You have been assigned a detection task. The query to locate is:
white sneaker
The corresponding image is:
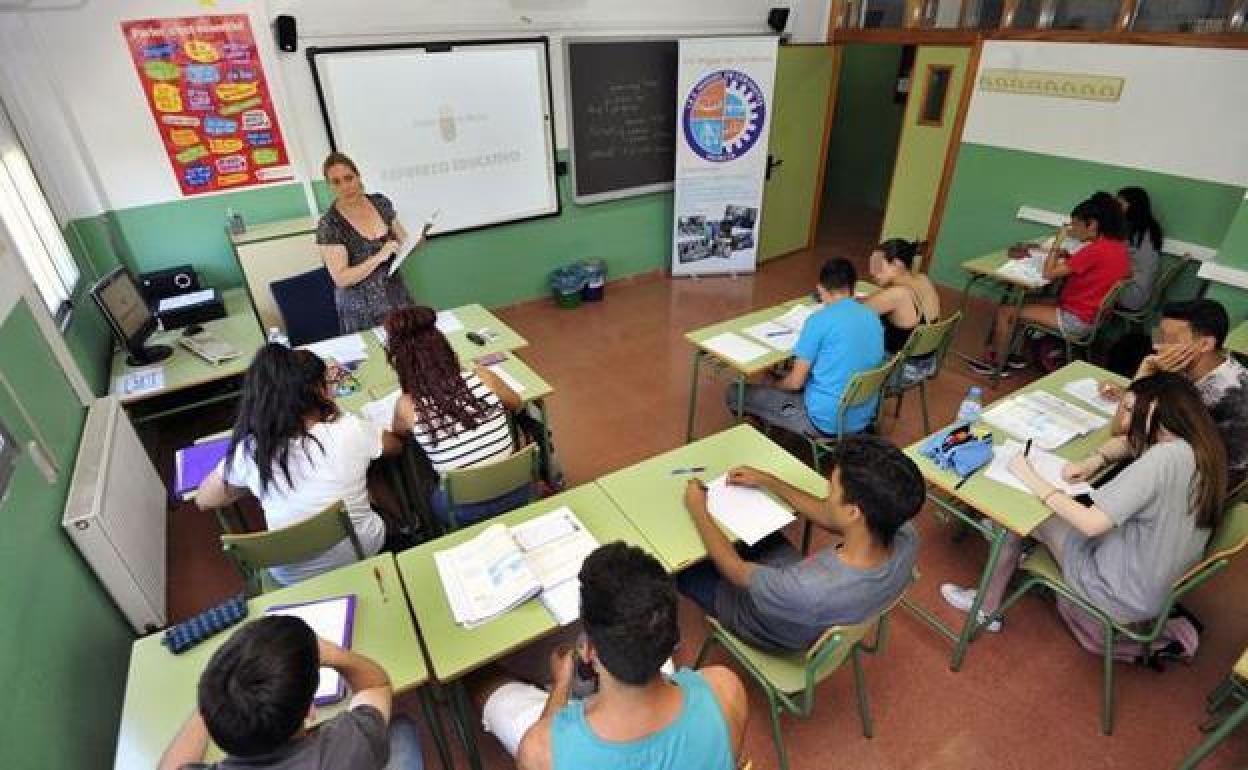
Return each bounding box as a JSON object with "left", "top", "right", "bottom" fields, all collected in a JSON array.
[{"left": 940, "top": 583, "right": 1003, "bottom": 633}]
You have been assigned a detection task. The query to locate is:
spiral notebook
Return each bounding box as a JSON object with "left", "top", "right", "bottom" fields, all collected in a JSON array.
[{"left": 264, "top": 594, "right": 357, "bottom": 705}]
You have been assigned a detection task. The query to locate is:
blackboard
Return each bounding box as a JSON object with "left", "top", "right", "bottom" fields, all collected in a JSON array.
[{"left": 565, "top": 38, "right": 678, "bottom": 203}]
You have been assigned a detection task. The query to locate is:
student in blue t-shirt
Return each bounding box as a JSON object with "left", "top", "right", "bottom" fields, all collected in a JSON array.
[{"left": 732, "top": 257, "right": 885, "bottom": 437}]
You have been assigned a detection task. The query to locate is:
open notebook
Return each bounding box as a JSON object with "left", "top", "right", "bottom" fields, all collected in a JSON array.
[
  {"left": 435, "top": 507, "right": 599, "bottom": 628},
  {"left": 264, "top": 595, "right": 357, "bottom": 705},
  {"left": 743, "top": 303, "right": 815, "bottom": 352}
]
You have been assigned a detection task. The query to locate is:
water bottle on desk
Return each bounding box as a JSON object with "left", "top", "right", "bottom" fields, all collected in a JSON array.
[{"left": 956, "top": 386, "right": 984, "bottom": 425}]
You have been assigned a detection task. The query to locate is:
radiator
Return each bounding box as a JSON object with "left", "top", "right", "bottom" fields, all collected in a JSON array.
[{"left": 63, "top": 396, "right": 166, "bottom": 633}]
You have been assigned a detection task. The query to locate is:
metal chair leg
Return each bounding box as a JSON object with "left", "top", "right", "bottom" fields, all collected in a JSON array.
[
  {"left": 1179, "top": 698, "right": 1248, "bottom": 770},
  {"left": 893, "top": 389, "right": 904, "bottom": 418},
  {"left": 919, "top": 380, "right": 931, "bottom": 435},
  {"left": 419, "top": 687, "right": 455, "bottom": 770},
  {"left": 852, "top": 646, "right": 874, "bottom": 738},
  {"left": 766, "top": 696, "right": 792, "bottom": 770},
  {"left": 1102, "top": 621, "right": 1117, "bottom": 735}
]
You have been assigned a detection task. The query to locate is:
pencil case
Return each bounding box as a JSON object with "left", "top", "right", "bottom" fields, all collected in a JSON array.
[{"left": 162, "top": 593, "right": 248, "bottom": 654}]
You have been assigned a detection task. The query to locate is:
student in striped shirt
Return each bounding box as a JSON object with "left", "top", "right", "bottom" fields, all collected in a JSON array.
[{"left": 384, "top": 305, "right": 532, "bottom": 527}]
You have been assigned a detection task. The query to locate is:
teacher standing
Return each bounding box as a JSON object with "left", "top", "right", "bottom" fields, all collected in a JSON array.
[{"left": 317, "top": 152, "right": 417, "bottom": 333}]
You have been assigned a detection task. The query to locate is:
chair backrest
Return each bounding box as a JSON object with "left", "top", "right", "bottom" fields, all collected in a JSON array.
[
  {"left": 804, "top": 570, "right": 914, "bottom": 687},
  {"left": 835, "top": 354, "right": 901, "bottom": 434},
  {"left": 899, "top": 311, "right": 962, "bottom": 372},
  {"left": 1176, "top": 501, "right": 1248, "bottom": 588},
  {"left": 444, "top": 443, "right": 539, "bottom": 506},
  {"left": 1073, "top": 280, "right": 1129, "bottom": 345},
  {"left": 221, "top": 501, "right": 361, "bottom": 593},
  {"left": 1149, "top": 255, "right": 1190, "bottom": 306},
  {"left": 271, "top": 267, "right": 341, "bottom": 346}
]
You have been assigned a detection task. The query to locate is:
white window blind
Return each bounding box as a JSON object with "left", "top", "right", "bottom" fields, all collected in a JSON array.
[{"left": 0, "top": 111, "right": 79, "bottom": 317}]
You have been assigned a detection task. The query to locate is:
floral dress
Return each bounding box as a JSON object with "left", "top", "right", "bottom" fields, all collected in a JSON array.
[{"left": 316, "top": 193, "right": 413, "bottom": 333}]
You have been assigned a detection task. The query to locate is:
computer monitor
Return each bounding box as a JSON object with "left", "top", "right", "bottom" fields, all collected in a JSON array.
[{"left": 90, "top": 266, "right": 171, "bottom": 366}]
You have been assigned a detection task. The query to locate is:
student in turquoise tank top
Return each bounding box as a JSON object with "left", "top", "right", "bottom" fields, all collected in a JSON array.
[{"left": 478, "top": 543, "right": 749, "bottom": 770}]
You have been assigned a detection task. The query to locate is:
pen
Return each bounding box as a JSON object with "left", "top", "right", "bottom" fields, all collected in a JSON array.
[
  {"left": 954, "top": 465, "right": 982, "bottom": 491},
  {"left": 670, "top": 466, "right": 707, "bottom": 475},
  {"left": 1024, "top": 438, "right": 1033, "bottom": 457},
  {"left": 373, "top": 565, "right": 389, "bottom": 603},
  {"left": 766, "top": 331, "right": 789, "bottom": 338}
]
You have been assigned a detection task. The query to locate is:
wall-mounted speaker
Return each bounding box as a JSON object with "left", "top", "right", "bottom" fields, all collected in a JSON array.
[{"left": 275, "top": 14, "right": 297, "bottom": 53}]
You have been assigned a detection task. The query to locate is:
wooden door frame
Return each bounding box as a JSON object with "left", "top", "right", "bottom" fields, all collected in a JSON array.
[{"left": 923, "top": 41, "right": 981, "bottom": 259}]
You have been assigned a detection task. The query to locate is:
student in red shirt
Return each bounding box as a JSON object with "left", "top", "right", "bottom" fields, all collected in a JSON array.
[{"left": 971, "top": 196, "right": 1130, "bottom": 376}]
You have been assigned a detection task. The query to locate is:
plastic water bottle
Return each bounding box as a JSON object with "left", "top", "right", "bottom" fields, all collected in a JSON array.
[
  {"left": 957, "top": 386, "right": 984, "bottom": 424},
  {"left": 267, "top": 326, "right": 289, "bottom": 347}
]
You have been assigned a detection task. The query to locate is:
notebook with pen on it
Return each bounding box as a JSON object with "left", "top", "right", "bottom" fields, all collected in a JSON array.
[
  {"left": 263, "top": 594, "right": 357, "bottom": 706},
  {"left": 174, "top": 437, "right": 231, "bottom": 498}
]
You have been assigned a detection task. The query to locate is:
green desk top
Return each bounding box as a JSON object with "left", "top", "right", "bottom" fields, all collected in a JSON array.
[
  {"left": 1226, "top": 321, "right": 1248, "bottom": 359},
  {"left": 961, "top": 246, "right": 1053, "bottom": 290},
  {"left": 684, "top": 283, "right": 875, "bottom": 375},
  {"left": 336, "top": 329, "right": 552, "bottom": 416},
  {"left": 113, "top": 555, "right": 426, "bottom": 770},
  {"left": 443, "top": 304, "right": 529, "bottom": 359},
  {"left": 110, "top": 288, "right": 265, "bottom": 403},
  {"left": 596, "top": 424, "right": 828, "bottom": 572},
  {"left": 904, "top": 360, "right": 1127, "bottom": 537},
  {"left": 395, "top": 483, "right": 656, "bottom": 683}
]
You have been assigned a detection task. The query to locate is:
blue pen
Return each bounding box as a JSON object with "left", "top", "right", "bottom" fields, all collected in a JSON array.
[{"left": 670, "top": 466, "right": 707, "bottom": 475}]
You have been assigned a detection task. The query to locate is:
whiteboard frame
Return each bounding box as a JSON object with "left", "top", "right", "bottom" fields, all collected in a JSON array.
[
  {"left": 563, "top": 35, "right": 680, "bottom": 206},
  {"left": 306, "top": 37, "right": 562, "bottom": 237}
]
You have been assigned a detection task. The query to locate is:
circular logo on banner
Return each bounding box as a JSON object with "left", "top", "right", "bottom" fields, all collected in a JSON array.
[{"left": 682, "top": 69, "right": 766, "bottom": 162}]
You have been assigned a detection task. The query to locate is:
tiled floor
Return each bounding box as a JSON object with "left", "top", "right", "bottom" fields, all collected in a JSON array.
[{"left": 157, "top": 208, "right": 1248, "bottom": 769}]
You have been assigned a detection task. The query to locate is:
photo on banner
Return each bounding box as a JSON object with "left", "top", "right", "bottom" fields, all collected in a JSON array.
[
  {"left": 671, "top": 37, "right": 778, "bottom": 277},
  {"left": 120, "top": 14, "right": 294, "bottom": 196}
]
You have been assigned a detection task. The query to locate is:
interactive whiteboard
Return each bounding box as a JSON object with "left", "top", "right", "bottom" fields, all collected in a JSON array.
[{"left": 308, "top": 39, "right": 560, "bottom": 236}]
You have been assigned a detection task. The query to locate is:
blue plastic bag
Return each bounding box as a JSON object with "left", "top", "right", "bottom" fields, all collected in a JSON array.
[{"left": 920, "top": 423, "right": 994, "bottom": 479}]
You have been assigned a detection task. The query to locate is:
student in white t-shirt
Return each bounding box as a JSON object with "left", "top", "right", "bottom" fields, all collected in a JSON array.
[
  {"left": 197, "top": 344, "right": 404, "bottom": 585},
  {"left": 383, "top": 306, "right": 531, "bottom": 528}
]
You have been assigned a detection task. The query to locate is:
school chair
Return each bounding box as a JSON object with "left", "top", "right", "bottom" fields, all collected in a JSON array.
[
  {"left": 693, "top": 573, "right": 914, "bottom": 770},
  {"left": 1009, "top": 281, "right": 1127, "bottom": 369},
  {"left": 271, "top": 267, "right": 341, "bottom": 347},
  {"left": 989, "top": 501, "right": 1248, "bottom": 735},
  {"left": 439, "top": 443, "right": 540, "bottom": 532},
  {"left": 221, "top": 501, "right": 363, "bottom": 596},
  {"left": 1112, "top": 254, "right": 1190, "bottom": 331},
  {"left": 883, "top": 312, "right": 963, "bottom": 435},
  {"left": 1178, "top": 646, "right": 1248, "bottom": 770}
]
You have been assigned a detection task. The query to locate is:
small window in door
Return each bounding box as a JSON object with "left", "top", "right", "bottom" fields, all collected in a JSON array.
[{"left": 917, "top": 65, "right": 953, "bottom": 126}]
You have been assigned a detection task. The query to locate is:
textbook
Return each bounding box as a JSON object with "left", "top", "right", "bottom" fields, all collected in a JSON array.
[
  {"left": 435, "top": 507, "right": 599, "bottom": 628},
  {"left": 264, "top": 594, "right": 357, "bottom": 705},
  {"left": 173, "top": 437, "right": 231, "bottom": 498}
]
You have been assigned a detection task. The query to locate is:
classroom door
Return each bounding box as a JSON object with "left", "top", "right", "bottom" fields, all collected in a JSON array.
[
  {"left": 879, "top": 46, "right": 972, "bottom": 253},
  {"left": 758, "top": 46, "right": 839, "bottom": 262}
]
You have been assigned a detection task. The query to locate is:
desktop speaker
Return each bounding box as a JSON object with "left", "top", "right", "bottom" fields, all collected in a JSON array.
[
  {"left": 140, "top": 265, "right": 200, "bottom": 303},
  {"left": 767, "top": 7, "right": 790, "bottom": 34},
  {"left": 275, "top": 14, "right": 297, "bottom": 52}
]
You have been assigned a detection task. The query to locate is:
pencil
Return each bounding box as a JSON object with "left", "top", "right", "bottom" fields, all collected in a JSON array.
[
  {"left": 373, "top": 565, "right": 389, "bottom": 603},
  {"left": 1024, "top": 438, "right": 1033, "bottom": 457}
]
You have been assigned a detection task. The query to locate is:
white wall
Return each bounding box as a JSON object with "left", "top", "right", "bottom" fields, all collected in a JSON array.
[
  {"left": 963, "top": 41, "right": 1248, "bottom": 187},
  {"left": 1, "top": 0, "right": 830, "bottom": 214}
]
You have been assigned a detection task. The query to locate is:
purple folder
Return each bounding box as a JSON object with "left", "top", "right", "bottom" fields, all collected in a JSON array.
[
  {"left": 174, "top": 437, "right": 231, "bottom": 498},
  {"left": 263, "top": 594, "right": 358, "bottom": 705}
]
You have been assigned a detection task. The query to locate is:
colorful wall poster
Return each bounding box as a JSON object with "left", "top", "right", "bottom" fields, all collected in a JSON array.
[
  {"left": 121, "top": 15, "right": 293, "bottom": 196},
  {"left": 671, "top": 37, "right": 777, "bottom": 277}
]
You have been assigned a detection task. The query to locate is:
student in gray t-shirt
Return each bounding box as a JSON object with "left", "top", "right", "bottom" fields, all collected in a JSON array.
[
  {"left": 944, "top": 372, "right": 1227, "bottom": 630},
  {"left": 678, "top": 435, "right": 926, "bottom": 653},
  {"left": 158, "top": 616, "right": 424, "bottom": 770}
]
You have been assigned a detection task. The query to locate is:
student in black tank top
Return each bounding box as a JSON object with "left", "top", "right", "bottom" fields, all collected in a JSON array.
[{"left": 862, "top": 239, "right": 941, "bottom": 353}]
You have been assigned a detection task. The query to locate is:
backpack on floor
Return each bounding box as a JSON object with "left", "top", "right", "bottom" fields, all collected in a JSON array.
[{"left": 1055, "top": 597, "right": 1201, "bottom": 669}]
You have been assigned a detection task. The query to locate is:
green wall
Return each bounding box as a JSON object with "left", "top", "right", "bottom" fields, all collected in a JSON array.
[
  {"left": 0, "top": 299, "right": 133, "bottom": 769},
  {"left": 1207, "top": 198, "right": 1248, "bottom": 323},
  {"left": 930, "top": 144, "right": 1245, "bottom": 302},
  {"left": 823, "top": 44, "right": 906, "bottom": 211},
  {"left": 94, "top": 151, "right": 672, "bottom": 311},
  {"left": 880, "top": 46, "right": 971, "bottom": 243}
]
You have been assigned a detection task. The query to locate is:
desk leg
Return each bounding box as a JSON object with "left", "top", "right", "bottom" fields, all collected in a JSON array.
[
  {"left": 450, "top": 680, "right": 483, "bottom": 770},
  {"left": 957, "top": 273, "right": 987, "bottom": 321},
  {"left": 530, "top": 397, "right": 557, "bottom": 488},
  {"left": 991, "top": 285, "right": 1028, "bottom": 388},
  {"left": 419, "top": 686, "right": 455, "bottom": 770},
  {"left": 732, "top": 373, "right": 746, "bottom": 424},
  {"left": 685, "top": 350, "right": 704, "bottom": 444}
]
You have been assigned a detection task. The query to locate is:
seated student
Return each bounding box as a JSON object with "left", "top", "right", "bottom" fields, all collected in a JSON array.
[
  {"left": 734, "top": 257, "right": 885, "bottom": 437},
  {"left": 864, "top": 238, "right": 941, "bottom": 355},
  {"left": 158, "top": 615, "right": 424, "bottom": 770},
  {"left": 942, "top": 373, "right": 1226, "bottom": 632},
  {"left": 677, "top": 435, "right": 924, "bottom": 653},
  {"left": 1100, "top": 299, "right": 1248, "bottom": 490},
  {"left": 1116, "top": 186, "right": 1164, "bottom": 312},
  {"left": 383, "top": 305, "right": 529, "bottom": 527},
  {"left": 970, "top": 196, "right": 1130, "bottom": 376},
  {"left": 198, "top": 344, "right": 402, "bottom": 586},
  {"left": 479, "top": 542, "right": 749, "bottom": 770}
]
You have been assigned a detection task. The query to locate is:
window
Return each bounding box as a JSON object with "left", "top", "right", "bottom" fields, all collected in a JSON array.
[
  {"left": 0, "top": 109, "right": 79, "bottom": 319},
  {"left": 918, "top": 65, "right": 953, "bottom": 125},
  {"left": 1133, "top": 0, "right": 1235, "bottom": 32}
]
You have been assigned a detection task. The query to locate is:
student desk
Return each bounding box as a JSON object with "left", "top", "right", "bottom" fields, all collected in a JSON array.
[
  {"left": 1225, "top": 321, "right": 1248, "bottom": 360},
  {"left": 394, "top": 483, "right": 656, "bottom": 770},
  {"left": 902, "top": 360, "right": 1126, "bottom": 671},
  {"left": 113, "top": 555, "right": 448, "bottom": 770},
  {"left": 441, "top": 304, "right": 529, "bottom": 359},
  {"left": 597, "top": 423, "right": 828, "bottom": 573},
  {"left": 109, "top": 288, "right": 265, "bottom": 422},
  {"left": 956, "top": 248, "right": 1052, "bottom": 386},
  {"left": 683, "top": 283, "right": 874, "bottom": 442}
]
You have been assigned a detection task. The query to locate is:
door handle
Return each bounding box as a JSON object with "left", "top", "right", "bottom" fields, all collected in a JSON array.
[{"left": 766, "top": 154, "right": 784, "bottom": 181}]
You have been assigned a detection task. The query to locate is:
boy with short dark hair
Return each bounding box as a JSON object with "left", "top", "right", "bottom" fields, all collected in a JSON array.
[
  {"left": 158, "top": 615, "right": 423, "bottom": 770},
  {"left": 679, "top": 434, "right": 924, "bottom": 652}
]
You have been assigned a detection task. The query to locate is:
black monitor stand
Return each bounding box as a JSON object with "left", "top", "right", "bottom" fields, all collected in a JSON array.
[{"left": 125, "top": 343, "right": 173, "bottom": 367}]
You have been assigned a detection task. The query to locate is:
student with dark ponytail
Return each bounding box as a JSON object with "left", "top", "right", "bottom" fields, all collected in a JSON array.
[
  {"left": 863, "top": 238, "right": 941, "bottom": 354},
  {"left": 196, "top": 344, "right": 404, "bottom": 585},
  {"left": 1116, "top": 186, "right": 1164, "bottom": 311}
]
